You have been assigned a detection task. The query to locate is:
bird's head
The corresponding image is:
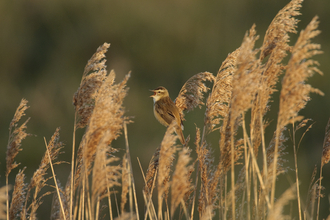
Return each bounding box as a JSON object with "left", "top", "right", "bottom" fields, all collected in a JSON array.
[{"left": 150, "top": 86, "right": 169, "bottom": 102}]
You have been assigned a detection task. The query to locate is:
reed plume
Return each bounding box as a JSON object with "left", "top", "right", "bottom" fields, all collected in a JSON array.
[
  {"left": 175, "top": 71, "right": 215, "bottom": 119},
  {"left": 272, "top": 16, "right": 323, "bottom": 208},
  {"left": 157, "top": 123, "right": 178, "bottom": 219},
  {"left": 73, "top": 43, "right": 110, "bottom": 129},
  {"left": 5, "top": 99, "right": 30, "bottom": 220},
  {"left": 9, "top": 168, "right": 27, "bottom": 220},
  {"left": 205, "top": 48, "right": 239, "bottom": 134},
  {"left": 170, "top": 147, "right": 193, "bottom": 218},
  {"left": 21, "top": 128, "right": 63, "bottom": 220}
]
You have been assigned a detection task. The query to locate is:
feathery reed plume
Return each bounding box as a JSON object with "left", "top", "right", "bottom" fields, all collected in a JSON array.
[
  {"left": 21, "top": 128, "right": 63, "bottom": 219},
  {"left": 144, "top": 147, "right": 160, "bottom": 196},
  {"left": 272, "top": 16, "right": 323, "bottom": 207},
  {"left": 267, "top": 185, "right": 296, "bottom": 220},
  {"left": 91, "top": 134, "right": 121, "bottom": 219},
  {"left": 0, "top": 186, "right": 9, "bottom": 219},
  {"left": 121, "top": 154, "right": 129, "bottom": 214},
  {"left": 260, "top": 0, "right": 302, "bottom": 61},
  {"left": 278, "top": 16, "right": 323, "bottom": 129},
  {"left": 223, "top": 25, "right": 260, "bottom": 219},
  {"left": 230, "top": 25, "right": 260, "bottom": 122},
  {"left": 175, "top": 71, "right": 215, "bottom": 119},
  {"left": 250, "top": 0, "right": 304, "bottom": 157},
  {"left": 205, "top": 48, "right": 240, "bottom": 134},
  {"left": 79, "top": 71, "right": 130, "bottom": 177},
  {"left": 6, "top": 98, "right": 30, "bottom": 176},
  {"left": 157, "top": 123, "right": 178, "bottom": 219},
  {"left": 170, "top": 147, "right": 193, "bottom": 218},
  {"left": 6, "top": 98, "right": 30, "bottom": 220},
  {"left": 10, "top": 168, "right": 27, "bottom": 220},
  {"left": 74, "top": 68, "right": 130, "bottom": 218},
  {"left": 73, "top": 43, "right": 110, "bottom": 129},
  {"left": 195, "top": 127, "right": 216, "bottom": 217}
]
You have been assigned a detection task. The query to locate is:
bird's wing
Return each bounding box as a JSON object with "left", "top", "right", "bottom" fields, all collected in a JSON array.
[{"left": 155, "top": 102, "right": 175, "bottom": 125}]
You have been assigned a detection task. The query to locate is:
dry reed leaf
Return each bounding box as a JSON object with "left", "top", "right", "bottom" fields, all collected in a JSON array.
[
  {"left": 157, "top": 123, "right": 178, "bottom": 217},
  {"left": 170, "top": 147, "right": 193, "bottom": 217},
  {"left": 321, "top": 119, "right": 330, "bottom": 166},
  {"left": 260, "top": 0, "right": 302, "bottom": 60},
  {"left": 175, "top": 71, "right": 215, "bottom": 119},
  {"left": 10, "top": 168, "right": 27, "bottom": 220},
  {"left": 6, "top": 99, "right": 30, "bottom": 177},
  {"left": 267, "top": 185, "right": 296, "bottom": 220},
  {"left": 205, "top": 48, "right": 240, "bottom": 133},
  {"left": 73, "top": 43, "right": 110, "bottom": 128},
  {"left": 278, "top": 16, "right": 323, "bottom": 128}
]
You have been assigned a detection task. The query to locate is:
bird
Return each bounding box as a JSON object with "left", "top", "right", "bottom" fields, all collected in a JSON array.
[{"left": 150, "top": 86, "right": 185, "bottom": 145}]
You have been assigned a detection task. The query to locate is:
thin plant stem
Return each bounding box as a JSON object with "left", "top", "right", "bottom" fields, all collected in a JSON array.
[
  {"left": 242, "top": 116, "right": 251, "bottom": 220},
  {"left": 44, "top": 137, "right": 67, "bottom": 220},
  {"left": 316, "top": 164, "right": 323, "bottom": 220},
  {"left": 124, "top": 122, "right": 140, "bottom": 220},
  {"left": 271, "top": 125, "right": 281, "bottom": 209},
  {"left": 231, "top": 122, "right": 235, "bottom": 219},
  {"left": 70, "top": 112, "right": 77, "bottom": 220},
  {"left": 292, "top": 124, "right": 302, "bottom": 220}
]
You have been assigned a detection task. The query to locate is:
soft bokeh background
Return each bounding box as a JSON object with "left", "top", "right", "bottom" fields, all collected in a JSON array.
[{"left": 1, "top": 0, "right": 329, "bottom": 218}]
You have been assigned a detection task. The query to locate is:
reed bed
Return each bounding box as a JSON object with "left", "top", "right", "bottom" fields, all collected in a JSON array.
[{"left": 2, "top": 0, "right": 330, "bottom": 219}]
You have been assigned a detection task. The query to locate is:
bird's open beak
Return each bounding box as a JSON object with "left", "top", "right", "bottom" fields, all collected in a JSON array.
[{"left": 149, "top": 89, "right": 156, "bottom": 97}]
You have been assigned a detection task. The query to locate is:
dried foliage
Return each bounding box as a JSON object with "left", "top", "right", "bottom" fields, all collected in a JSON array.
[{"left": 3, "top": 1, "right": 328, "bottom": 219}]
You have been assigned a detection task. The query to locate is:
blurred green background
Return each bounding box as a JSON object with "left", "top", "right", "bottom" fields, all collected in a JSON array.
[{"left": 1, "top": 0, "right": 329, "bottom": 219}]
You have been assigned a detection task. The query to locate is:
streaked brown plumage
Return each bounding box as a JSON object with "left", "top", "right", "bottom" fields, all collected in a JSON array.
[{"left": 150, "top": 86, "right": 185, "bottom": 145}]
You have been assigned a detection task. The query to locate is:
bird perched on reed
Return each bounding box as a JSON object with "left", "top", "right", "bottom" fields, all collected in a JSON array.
[{"left": 150, "top": 86, "right": 185, "bottom": 145}]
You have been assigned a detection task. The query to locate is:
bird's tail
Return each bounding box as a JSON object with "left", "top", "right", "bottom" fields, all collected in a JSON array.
[{"left": 175, "top": 125, "right": 185, "bottom": 145}]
